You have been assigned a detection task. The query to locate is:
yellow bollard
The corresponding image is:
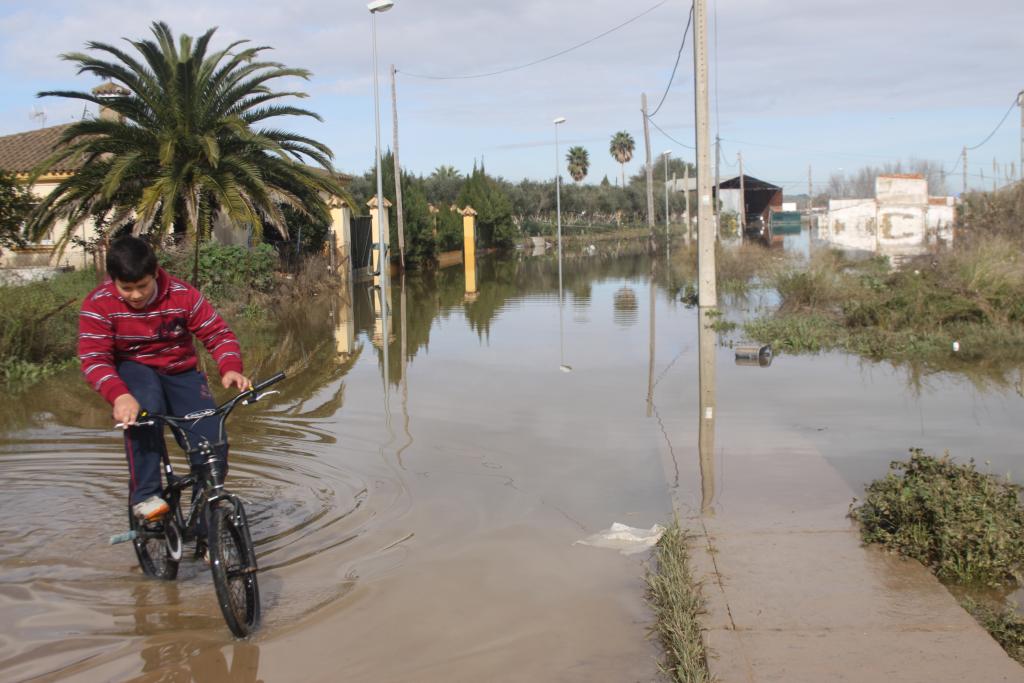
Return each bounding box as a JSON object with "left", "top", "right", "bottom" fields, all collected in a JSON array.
[{"left": 461, "top": 206, "right": 478, "bottom": 301}]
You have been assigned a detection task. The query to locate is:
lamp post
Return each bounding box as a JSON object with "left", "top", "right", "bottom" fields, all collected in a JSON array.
[
  {"left": 662, "top": 150, "right": 672, "bottom": 231},
  {"left": 369, "top": 0, "right": 394, "bottom": 394},
  {"left": 369, "top": 0, "right": 393, "bottom": 289},
  {"left": 553, "top": 116, "right": 570, "bottom": 372},
  {"left": 553, "top": 116, "right": 566, "bottom": 266}
]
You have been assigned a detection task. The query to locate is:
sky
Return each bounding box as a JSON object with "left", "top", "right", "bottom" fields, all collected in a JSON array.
[{"left": 0, "top": 0, "right": 1022, "bottom": 197}]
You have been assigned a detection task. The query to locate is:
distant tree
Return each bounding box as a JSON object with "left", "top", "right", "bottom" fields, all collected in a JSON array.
[
  {"left": 0, "top": 171, "right": 34, "bottom": 254},
  {"left": 26, "top": 21, "right": 346, "bottom": 282},
  {"left": 424, "top": 165, "right": 464, "bottom": 206},
  {"left": 609, "top": 131, "right": 635, "bottom": 188},
  {"left": 566, "top": 146, "right": 589, "bottom": 183},
  {"left": 457, "top": 167, "right": 516, "bottom": 248}
]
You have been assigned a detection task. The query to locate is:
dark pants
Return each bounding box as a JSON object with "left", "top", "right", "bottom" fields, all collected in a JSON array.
[{"left": 119, "top": 361, "right": 227, "bottom": 506}]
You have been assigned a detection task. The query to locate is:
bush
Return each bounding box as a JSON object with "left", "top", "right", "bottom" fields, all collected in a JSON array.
[
  {"left": 851, "top": 449, "right": 1024, "bottom": 586},
  {"left": 0, "top": 270, "right": 96, "bottom": 369},
  {"left": 161, "top": 242, "right": 278, "bottom": 302}
]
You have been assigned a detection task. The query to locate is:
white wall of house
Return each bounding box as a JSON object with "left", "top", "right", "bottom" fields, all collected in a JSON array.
[
  {"left": 819, "top": 176, "right": 955, "bottom": 255},
  {"left": 0, "top": 176, "right": 99, "bottom": 272},
  {"left": 719, "top": 188, "right": 742, "bottom": 214},
  {"left": 821, "top": 198, "right": 878, "bottom": 251}
]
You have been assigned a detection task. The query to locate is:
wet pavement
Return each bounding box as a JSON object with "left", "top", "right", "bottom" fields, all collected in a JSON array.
[{"left": 1, "top": 241, "right": 1023, "bottom": 681}]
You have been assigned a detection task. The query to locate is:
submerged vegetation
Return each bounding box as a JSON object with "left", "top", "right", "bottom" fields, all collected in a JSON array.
[
  {"left": 744, "top": 182, "right": 1024, "bottom": 369},
  {"left": 852, "top": 450, "right": 1024, "bottom": 664},
  {"left": 645, "top": 522, "right": 713, "bottom": 683},
  {"left": 851, "top": 449, "right": 1024, "bottom": 587},
  {"left": 744, "top": 236, "right": 1024, "bottom": 366}
]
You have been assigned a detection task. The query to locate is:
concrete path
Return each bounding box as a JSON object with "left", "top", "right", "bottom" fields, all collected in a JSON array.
[{"left": 683, "top": 435, "right": 1024, "bottom": 682}]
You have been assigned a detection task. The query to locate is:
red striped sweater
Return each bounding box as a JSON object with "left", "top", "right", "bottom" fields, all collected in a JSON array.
[{"left": 78, "top": 268, "right": 243, "bottom": 404}]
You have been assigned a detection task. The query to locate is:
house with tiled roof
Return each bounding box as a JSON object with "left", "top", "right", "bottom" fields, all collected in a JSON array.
[
  {"left": 0, "top": 121, "right": 99, "bottom": 275},
  {"left": 1, "top": 82, "right": 358, "bottom": 280}
]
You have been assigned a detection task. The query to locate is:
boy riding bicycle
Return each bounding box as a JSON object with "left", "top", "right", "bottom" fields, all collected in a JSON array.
[{"left": 79, "top": 236, "right": 251, "bottom": 523}]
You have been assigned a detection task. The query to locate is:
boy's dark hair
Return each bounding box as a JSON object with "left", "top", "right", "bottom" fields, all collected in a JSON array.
[{"left": 106, "top": 236, "right": 158, "bottom": 282}]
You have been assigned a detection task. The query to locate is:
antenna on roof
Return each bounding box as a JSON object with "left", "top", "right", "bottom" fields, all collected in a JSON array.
[{"left": 29, "top": 107, "right": 47, "bottom": 128}]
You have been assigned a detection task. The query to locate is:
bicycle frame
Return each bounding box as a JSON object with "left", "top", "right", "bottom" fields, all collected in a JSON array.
[{"left": 111, "top": 372, "right": 285, "bottom": 548}]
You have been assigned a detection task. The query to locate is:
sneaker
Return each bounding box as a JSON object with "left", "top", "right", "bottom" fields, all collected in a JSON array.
[
  {"left": 195, "top": 539, "right": 210, "bottom": 565},
  {"left": 132, "top": 495, "right": 170, "bottom": 522}
]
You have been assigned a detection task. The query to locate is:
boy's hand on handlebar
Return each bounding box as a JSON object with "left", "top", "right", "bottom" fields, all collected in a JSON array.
[
  {"left": 113, "top": 393, "right": 141, "bottom": 428},
  {"left": 222, "top": 370, "right": 252, "bottom": 393}
]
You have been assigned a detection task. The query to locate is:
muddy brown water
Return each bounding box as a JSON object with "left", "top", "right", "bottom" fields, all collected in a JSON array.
[{"left": 2, "top": 245, "right": 1023, "bottom": 681}]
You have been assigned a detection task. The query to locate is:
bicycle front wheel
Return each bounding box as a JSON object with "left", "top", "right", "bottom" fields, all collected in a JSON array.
[
  {"left": 208, "top": 501, "right": 260, "bottom": 637},
  {"left": 128, "top": 506, "right": 180, "bottom": 581}
]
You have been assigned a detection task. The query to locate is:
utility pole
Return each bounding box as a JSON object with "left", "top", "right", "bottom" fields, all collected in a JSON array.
[
  {"left": 808, "top": 164, "right": 813, "bottom": 211},
  {"left": 993, "top": 157, "right": 998, "bottom": 192},
  {"left": 683, "top": 164, "right": 691, "bottom": 243},
  {"left": 641, "top": 93, "right": 656, "bottom": 247},
  {"left": 1019, "top": 90, "right": 1024, "bottom": 182},
  {"left": 664, "top": 152, "right": 671, "bottom": 232},
  {"left": 738, "top": 152, "right": 745, "bottom": 232},
  {"left": 390, "top": 64, "right": 405, "bottom": 270},
  {"left": 714, "top": 134, "right": 721, "bottom": 237},
  {"left": 694, "top": 0, "right": 716, "bottom": 306},
  {"left": 962, "top": 146, "right": 968, "bottom": 195}
]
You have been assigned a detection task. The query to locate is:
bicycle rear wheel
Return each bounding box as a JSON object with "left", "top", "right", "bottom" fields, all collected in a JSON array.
[
  {"left": 128, "top": 506, "right": 180, "bottom": 580},
  {"left": 208, "top": 501, "right": 260, "bottom": 637}
]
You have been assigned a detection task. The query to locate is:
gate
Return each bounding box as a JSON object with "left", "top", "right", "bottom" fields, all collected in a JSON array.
[{"left": 350, "top": 215, "right": 373, "bottom": 280}]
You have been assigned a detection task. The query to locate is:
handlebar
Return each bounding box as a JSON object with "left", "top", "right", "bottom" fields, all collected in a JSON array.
[{"left": 114, "top": 371, "right": 286, "bottom": 430}]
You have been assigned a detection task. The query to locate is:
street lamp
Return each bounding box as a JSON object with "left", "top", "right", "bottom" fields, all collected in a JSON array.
[
  {"left": 369, "top": 0, "right": 394, "bottom": 394},
  {"left": 662, "top": 150, "right": 672, "bottom": 230},
  {"left": 553, "top": 116, "right": 570, "bottom": 373},
  {"left": 369, "top": 0, "right": 394, "bottom": 289},
  {"left": 553, "top": 116, "right": 566, "bottom": 264}
]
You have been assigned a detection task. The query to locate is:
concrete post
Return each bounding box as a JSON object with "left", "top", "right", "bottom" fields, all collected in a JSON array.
[
  {"left": 329, "top": 198, "right": 352, "bottom": 274},
  {"left": 698, "top": 306, "right": 716, "bottom": 513},
  {"left": 684, "top": 164, "right": 691, "bottom": 243},
  {"left": 367, "top": 196, "right": 392, "bottom": 286},
  {"left": 694, "top": 0, "right": 717, "bottom": 306},
  {"left": 461, "top": 206, "right": 478, "bottom": 300}
]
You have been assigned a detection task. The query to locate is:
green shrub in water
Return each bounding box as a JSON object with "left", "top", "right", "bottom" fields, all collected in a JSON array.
[
  {"left": 851, "top": 449, "right": 1024, "bottom": 587},
  {"left": 161, "top": 242, "right": 278, "bottom": 302}
]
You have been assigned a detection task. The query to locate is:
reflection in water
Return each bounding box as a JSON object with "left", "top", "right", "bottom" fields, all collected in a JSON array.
[
  {"left": 613, "top": 286, "right": 639, "bottom": 327},
  {"left": 558, "top": 245, "right": 572, "bottom": 373},
  {"left": 698, "top": 307, "right": 716, "bottom": 514},
  {"left": 646, "top": 264, "right": 656, "bottom": 417}
]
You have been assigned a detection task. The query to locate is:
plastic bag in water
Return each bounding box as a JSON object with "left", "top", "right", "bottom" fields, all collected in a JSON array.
[{"left": 574, "top": 522, "right": 666, "bottom": 555}]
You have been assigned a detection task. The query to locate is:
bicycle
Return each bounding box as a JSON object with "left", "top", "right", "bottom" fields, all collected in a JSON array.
[{"left": 109, "top": 371, "right": 286, "bottom": 637}]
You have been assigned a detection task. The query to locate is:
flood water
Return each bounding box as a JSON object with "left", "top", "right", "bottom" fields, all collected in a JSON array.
[{"left": 2, "top": 239, "right": 1023, "bottom": 681}]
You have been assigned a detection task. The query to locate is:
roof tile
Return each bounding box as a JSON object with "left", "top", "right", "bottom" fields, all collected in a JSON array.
[{"left": 0, "top": 124, "right": 80, "bottom": 175}]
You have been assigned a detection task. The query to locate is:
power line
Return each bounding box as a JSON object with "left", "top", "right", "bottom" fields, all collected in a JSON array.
[
  {"left": 647, "top": 116, "right": 695, "bottom": 149},
  {"left": 398, "top": 0, "right": 670, "bottom": 81},
  {"left": 648, "top": 3, "right": 694, "bottom": 118},
  {"left": 965, "top": 95, "right": 1019, "bottom": 151}
]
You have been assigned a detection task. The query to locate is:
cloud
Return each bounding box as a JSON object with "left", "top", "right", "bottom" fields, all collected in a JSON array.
[{"left": 0, "top": 0, "right": 1021, "bottom": 186}]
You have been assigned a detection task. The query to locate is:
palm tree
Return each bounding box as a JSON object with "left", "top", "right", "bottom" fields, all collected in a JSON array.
[
  {"left": 27, "top": 21, "right": 346, "bottom": 283},
  {"left": 609, "top": 131, "right": 635, "bottom": 188},
  {"left": 566, "top": 146, "right": 589, "bottom": 183}
]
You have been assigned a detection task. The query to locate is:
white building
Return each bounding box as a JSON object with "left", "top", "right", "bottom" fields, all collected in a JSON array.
[{"left": 819, "top": 174, "right": 955, "bottom": 256}]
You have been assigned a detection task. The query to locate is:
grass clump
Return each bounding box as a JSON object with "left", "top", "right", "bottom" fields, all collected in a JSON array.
[
  {"left": 851, "top": 449, "right": 1024, "bottom": 587},
  {"left": 961, "top": 597, "right": 1024, "bottom": 664},
  {"left": 646, "top": 521, "right": 714, "bottom": 683}
]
